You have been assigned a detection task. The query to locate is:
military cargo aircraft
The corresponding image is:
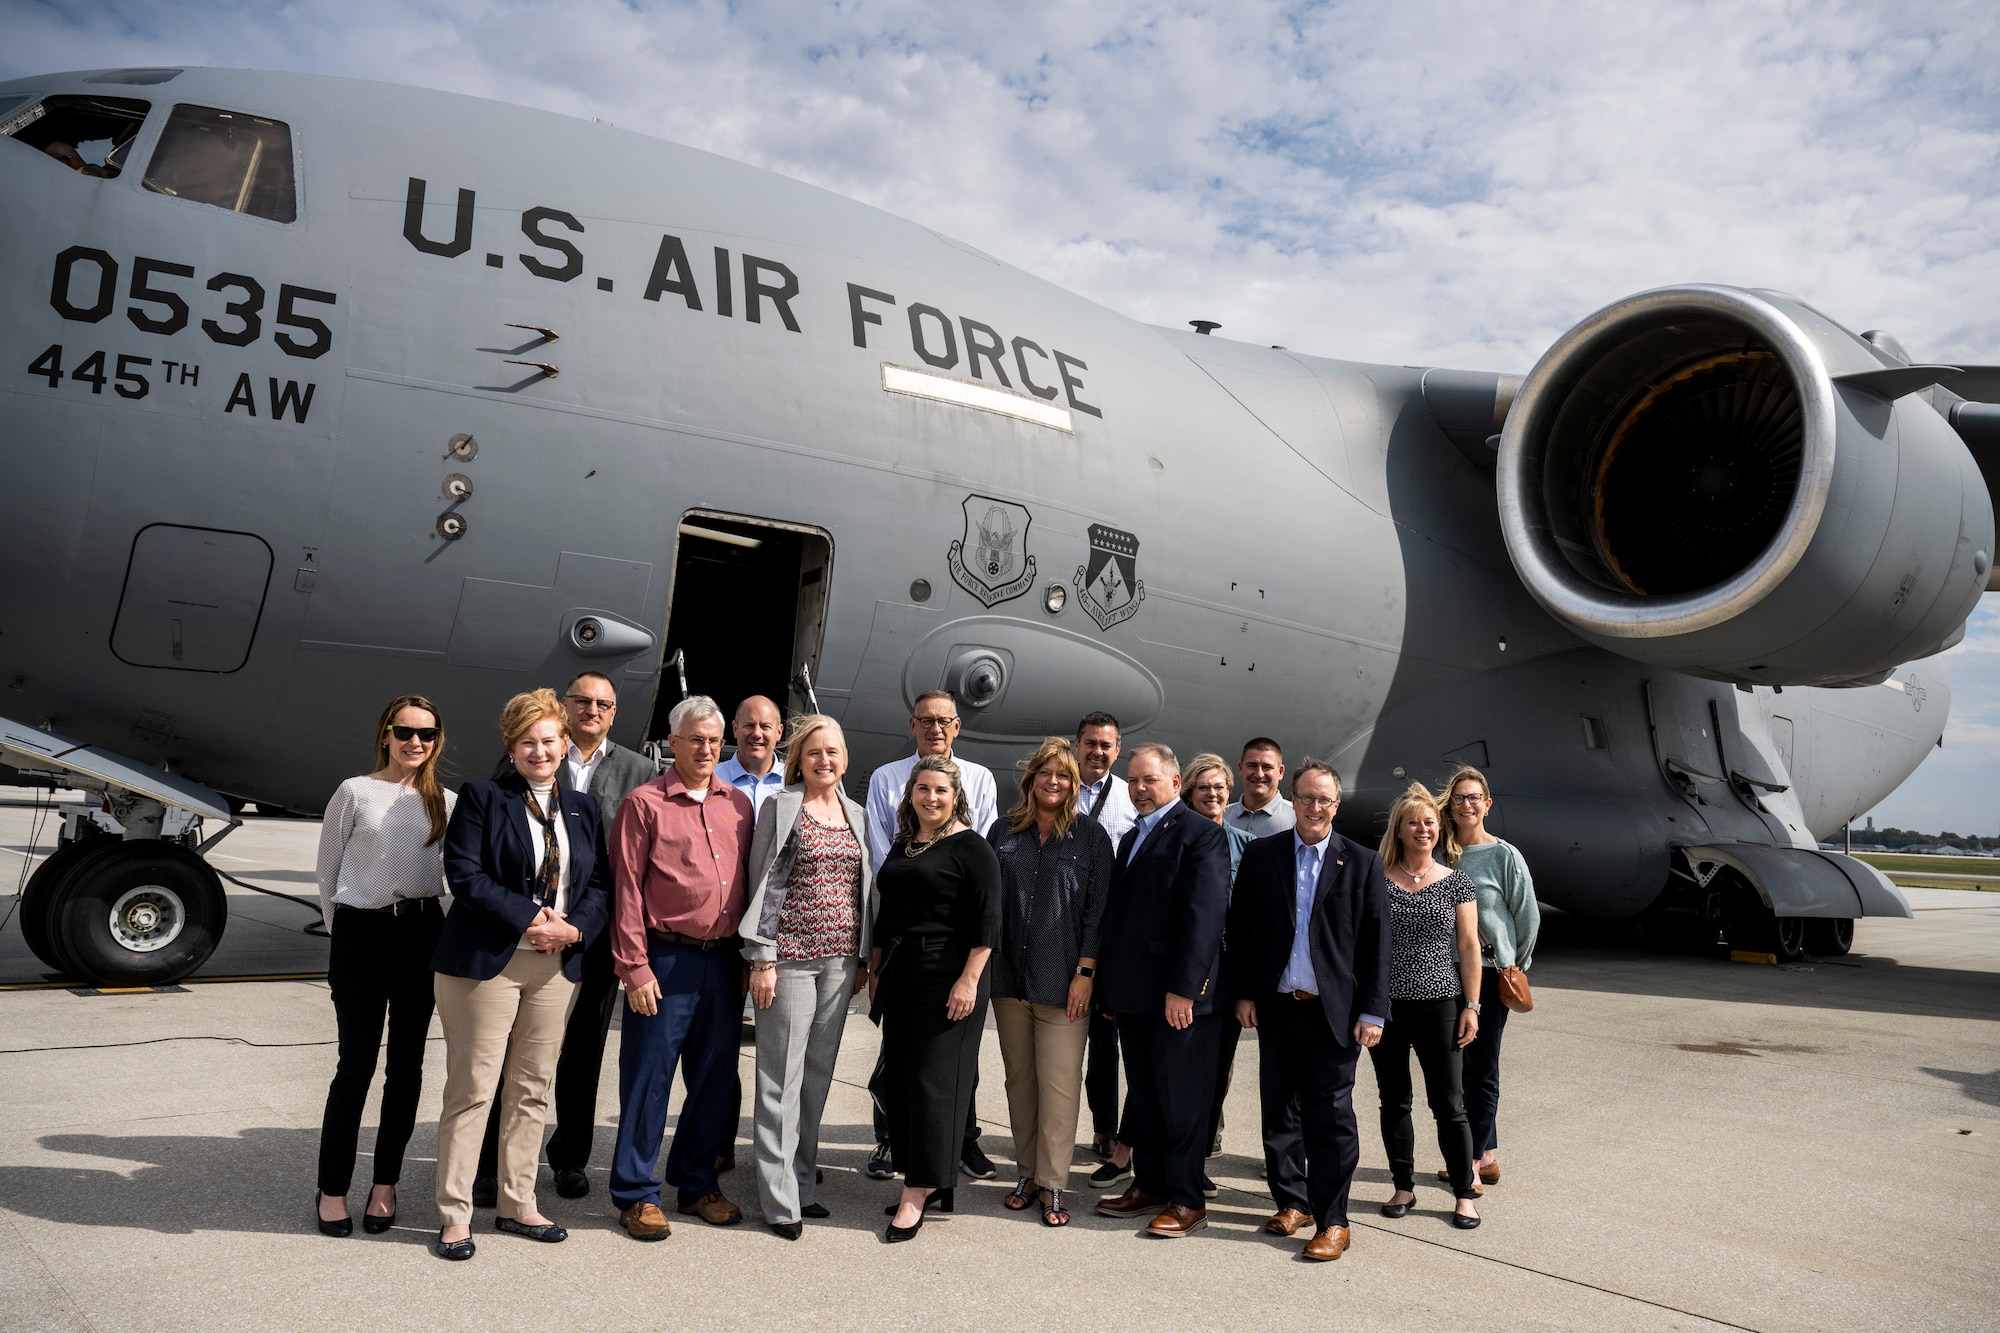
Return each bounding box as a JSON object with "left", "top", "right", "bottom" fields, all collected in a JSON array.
[{"left": 2, "top": 67, "right": 1993, "bottom": 987}]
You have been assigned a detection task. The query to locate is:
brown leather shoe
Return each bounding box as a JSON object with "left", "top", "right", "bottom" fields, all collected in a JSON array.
[
  {"left": 1264, "top": 1207, "right": 1311, "bottom": 1236},
  {"left": 1432, "top": 1170, "right": 1484, "bottom": 1196},
  {"left": 1479, "top": 1161, "right": 1500, "bottom": 1185},
  {"left": 1302, "top": 1225, "right": 1350, "bottom": 1260},
  {"left": 1094, "top": 1185, "right": 1167, "bottom": 1217},
  {"left": 1144, "top": 1203, "right": 1208, "bottom": 1237},
  {"left": 677, "top": 1191, "right": 743, "bottom": 1226},
  {"left": 619, "top": 1202, "right": 672, "bottom": 1241}
]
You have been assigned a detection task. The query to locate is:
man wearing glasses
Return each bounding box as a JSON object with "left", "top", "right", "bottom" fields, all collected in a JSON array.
[
  {"left": 473, "top": 671, "right": 661, "bottom": 1206},
  {"left": 607, "top": 695, "right": 757, "bottom": 1239},
  {"left": 861, "top": 689, "right": 1001, "bottom": 1180}
]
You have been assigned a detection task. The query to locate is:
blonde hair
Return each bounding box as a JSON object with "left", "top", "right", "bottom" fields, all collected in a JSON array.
[
  {"left": 782, "top": 714, "right": 846, "bottom": 787},
  {"left": 895, "top": 754, "right": 971, "bottom": 844},
  {"left": 1007, "top": 737, "right": 1081, "bottom": 837},
  {"left": 1378, "top": 781, "right": 1458, "bottom": 870},
  {"left": 373, "top": 694, "right": 448, "bottom": 846},
  {"left": 499, "top": 688, "right": 568, "bottom": 753},
  {"left": 1181, "top": 753, "right": 1233, "bottom": 801}
]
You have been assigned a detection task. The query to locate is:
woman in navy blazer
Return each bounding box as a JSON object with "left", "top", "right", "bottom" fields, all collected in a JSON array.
[{"left": 430, "top": 689, "right": 610, "bottom": 1261}]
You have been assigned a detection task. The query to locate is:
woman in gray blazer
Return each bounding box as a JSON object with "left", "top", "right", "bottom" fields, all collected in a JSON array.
[{"left": 741, "top": 714, "right": 876, "bottom": 1239}]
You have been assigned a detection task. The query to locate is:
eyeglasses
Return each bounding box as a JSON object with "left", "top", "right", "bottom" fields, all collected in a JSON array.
[
  {"left": 1449, "top": 793, "right": 1486, "bottom": 805},
  {"left": 675, "top": 737, "right": 724, "bottom": 752},
  {"left": 565, "top": 695, "right": 616, "bottom": 712},
  {"left": 386, "top": 725, "right": 439, "bottom": 743},
  {"left": 1293, "top": 794, "right": 1338, "bottom": 809},
  {"left": 914, "top": 716, "right": 959, "bottom": 730}
]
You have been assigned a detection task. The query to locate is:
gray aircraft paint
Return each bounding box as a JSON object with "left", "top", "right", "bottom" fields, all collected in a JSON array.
[{"left": 0, "top": 68, "right": 1955, "bottom": 935}]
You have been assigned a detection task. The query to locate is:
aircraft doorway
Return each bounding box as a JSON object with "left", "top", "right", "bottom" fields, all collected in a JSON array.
[{"left": 646, "top": 512, "right": 833, "bottom": 743}]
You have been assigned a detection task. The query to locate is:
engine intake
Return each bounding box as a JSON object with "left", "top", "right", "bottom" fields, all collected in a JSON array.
[{"left": 1498, "top": 285, "right": 1991, "bottom": 685}]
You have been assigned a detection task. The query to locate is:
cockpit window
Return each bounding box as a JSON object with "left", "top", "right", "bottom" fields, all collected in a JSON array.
[
  {"left": 2, "top": 94, "right": 150, "bottom": 178},
  {"left": 143, "top": 104, "right": 296, "bottom": 224}
]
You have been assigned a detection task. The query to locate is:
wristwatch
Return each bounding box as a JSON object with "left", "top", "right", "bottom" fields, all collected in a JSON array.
[
  {"left": 1464, "top": 1000, "right": 1482, "bottom": 1014},
  {"left": 1075, "top": 965, "right": 1096, "bottom": 978}
]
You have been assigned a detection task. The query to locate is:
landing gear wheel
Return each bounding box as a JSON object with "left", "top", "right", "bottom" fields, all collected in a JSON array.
[
  {"left": 1803, "top": 917, "right": 1854, "bottom": 957},
  {"left": 52, "top": 841, "right": 227, "bottom": 987},
  {"left": 1770, "top": 915, "right": 1806, "bottom": 963},
  {"left": 1721, "top": 882, "right": 1805, "bottom": 963},
  {"left": 18, "top": 836, "right": 108, "bottom": 976}
]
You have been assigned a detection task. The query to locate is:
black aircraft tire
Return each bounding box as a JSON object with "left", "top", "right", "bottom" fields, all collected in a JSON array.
[
  {"left": 18, "top": 837, "right": 107, "bottom": 975},
  {"left": 1771, "top": 915, "right": 1807, "bottom": 964},
  {"left": 1804, "top": 917, "right": 1855, "bottom": 958},
  {"left": 54, "top": 842, "right": 227, "bottom": 987}
]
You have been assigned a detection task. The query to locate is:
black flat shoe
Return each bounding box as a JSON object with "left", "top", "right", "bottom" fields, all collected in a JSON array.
[
  {"left": 554, "top": 1167, "right": 590, "bottom": 1199},
  {"left": 884, "top": 1214, "right": 925, "bottom": 1242},
  {"left": 362, "top": 1211, "right": 395, "bottom": 1234},
  {"left": 1380, "top": 1196, "right": 1414, "bottom": 1219},
  {"left": 882, "top": 1188, "right": 953, "bottom": 1216},
  {"left": 435, "top": 1231, "right": 476, "bottom": 1260},
  {"left": 800, "top": 1202, "right": 830, "bottom": 1219},
  {"left": 1450, "top": 1210, "right": 1481, "bottom": 1230},
  {"left": 316, "top": 1194, "right": 352, "bottom": 1238},
  {"left": 769, "top": 1220, "right": 803, "bottom": 1240},
  {"left": 495, "top": 1216, "right": 568, "bottom": 1243}
]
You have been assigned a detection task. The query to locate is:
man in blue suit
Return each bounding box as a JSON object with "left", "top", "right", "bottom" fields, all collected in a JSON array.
[
  {"left": 1093, "top": 743, "right": 1232, "bottom": 1237},
  {"left": 1227, "top": 761, "right": 1389, "bottom": 1261}
]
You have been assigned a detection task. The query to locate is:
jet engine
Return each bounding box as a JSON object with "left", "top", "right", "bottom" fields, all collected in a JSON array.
[{"left": 1496, "top": 284, "right": 1992, "bottom": 686}]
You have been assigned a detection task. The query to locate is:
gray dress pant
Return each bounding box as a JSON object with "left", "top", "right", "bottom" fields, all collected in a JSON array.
[{"left": 752, "top": 955, "right": 857, "bottom": 1224}]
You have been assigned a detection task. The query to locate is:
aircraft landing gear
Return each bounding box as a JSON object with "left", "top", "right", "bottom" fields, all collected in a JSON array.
[
  {"left": 1803, "top": 917, "right": 1855, "bottom": 957},
  {"left": 19, "top": 811, "right": 229, "bottom": 987},
  {"left": 1720, "top": 880, "right": 1807, "bottom": 962}
]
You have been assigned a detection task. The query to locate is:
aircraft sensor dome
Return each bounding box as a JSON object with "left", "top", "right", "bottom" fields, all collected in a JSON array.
[{"left": 1496, "top": 283, "right": 1992, "bottom": 686}]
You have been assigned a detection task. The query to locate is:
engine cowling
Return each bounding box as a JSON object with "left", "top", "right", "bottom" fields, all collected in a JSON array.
[{"left": 1497, "top": 284, "right": 1992, "bottom": 686}]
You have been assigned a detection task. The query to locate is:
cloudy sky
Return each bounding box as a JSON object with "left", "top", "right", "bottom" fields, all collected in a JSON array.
[{"left": 8, "top": 1, "right": 1999, "bottom": 831}]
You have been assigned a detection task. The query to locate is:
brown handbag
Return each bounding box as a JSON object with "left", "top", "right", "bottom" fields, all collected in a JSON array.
[{"left": 1495, "top": 965, "right": 1533, "bottom": 1013}]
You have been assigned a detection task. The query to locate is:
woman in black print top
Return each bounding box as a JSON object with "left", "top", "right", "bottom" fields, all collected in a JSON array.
[
  {"left": 870, "top": 755, "right": 1001, "bottom": 1242},
  {"left": 986, "top": 736, "right": 1112, "bottom": 1227},
  {"left": 1367, "top": 782, "right": 1484, "bottom": 1229}
]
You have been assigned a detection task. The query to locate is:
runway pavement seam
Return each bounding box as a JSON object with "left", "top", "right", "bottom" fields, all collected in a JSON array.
[{"left": 0, "top": 1034, "right": 343, "bottom": 1056}]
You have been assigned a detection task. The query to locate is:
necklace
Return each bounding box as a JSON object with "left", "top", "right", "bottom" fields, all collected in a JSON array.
[{"left": 1396, "top": 861, "right": 1438, "bottom": 888}]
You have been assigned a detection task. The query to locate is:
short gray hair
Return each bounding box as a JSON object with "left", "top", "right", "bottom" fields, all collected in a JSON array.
[
  {"left": 668, "top": 694, "right": 724, "bottom": 735},
  {"left": 1127, "top": 742, "right": 1179, "bottom": 776}
]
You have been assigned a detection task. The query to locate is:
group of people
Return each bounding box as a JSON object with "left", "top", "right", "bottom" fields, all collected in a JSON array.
[{"left": 312, "top": 674, "right": 1539, "bottom": 1262}]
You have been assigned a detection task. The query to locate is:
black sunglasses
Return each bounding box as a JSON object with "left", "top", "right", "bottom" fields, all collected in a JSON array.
[{"left": 386, "top": 725, "right": 439, "bottom": 743}]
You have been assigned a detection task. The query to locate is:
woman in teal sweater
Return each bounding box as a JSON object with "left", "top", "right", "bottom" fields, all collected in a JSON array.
[{"left": 1440, "top": 765, "right": 1539, "bottom": 1185}]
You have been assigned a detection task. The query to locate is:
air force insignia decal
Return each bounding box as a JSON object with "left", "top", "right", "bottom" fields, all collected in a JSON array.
[
  {"left": 949, "top": 495, "right": 1037, "bottom": 607},
  {"left": 1075, "top": 523, "right": 1145, "bottom": 630}
]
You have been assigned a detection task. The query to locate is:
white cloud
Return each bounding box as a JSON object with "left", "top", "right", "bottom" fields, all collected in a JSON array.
[{"left": 8, "top": 0, "right": 2000, "bottom": 827}]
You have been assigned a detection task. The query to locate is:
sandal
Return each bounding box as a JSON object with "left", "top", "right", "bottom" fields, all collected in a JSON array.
[
  {"left": 1041, "top": 1187, "right": 1070, "bottom": 1227},
  {"left": 1003, "top": 1177, "right": 1040, "bottom": 1211}
]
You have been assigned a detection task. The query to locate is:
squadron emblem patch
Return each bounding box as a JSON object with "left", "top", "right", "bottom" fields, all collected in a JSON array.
[
  {"left": 1075, "top": 523, "right": 1145, "bottom": 630},
  {"left": 948, "top": 495, "right": 1037, "bottom": 607}
]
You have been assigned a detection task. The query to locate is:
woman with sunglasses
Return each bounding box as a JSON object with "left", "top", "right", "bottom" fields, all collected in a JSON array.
[{"left": 314, "top": 695, "right": 456, "bottom": 1238}]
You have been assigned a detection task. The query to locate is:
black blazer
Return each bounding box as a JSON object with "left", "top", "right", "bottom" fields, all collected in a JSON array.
[
  {"left": 1097, "top": 802, "right": 1231, "bottom": 1016},
  {"left": 435, "top": 772, "right": 612, "bottom": 983},
  {"left": 1225, "top": 828, "right": 1390, "bottom": 1046}
]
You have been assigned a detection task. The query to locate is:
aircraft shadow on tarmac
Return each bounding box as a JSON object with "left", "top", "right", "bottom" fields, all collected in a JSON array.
[{"left": 1, "top": 1122, "right": 1401, "bottom": 1240}]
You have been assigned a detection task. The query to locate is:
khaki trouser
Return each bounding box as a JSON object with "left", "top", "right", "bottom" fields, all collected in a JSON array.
[
  {"left": 993, "top": 996, "right": 1089, "bottom": 1190},
  {"left": 433, "top": 948, "right": 576, "bottom": 1227}
]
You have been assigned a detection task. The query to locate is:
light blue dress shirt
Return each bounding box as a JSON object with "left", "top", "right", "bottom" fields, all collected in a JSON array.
[
  {"left": 716, "top": 755, "right": 786, "bottom": 821},
  {"left": 1124, "top": 798, "right": 1178, "bottom": 864},
  {"left": 1277, "top": 831, "right": 1384, "bottom": 1028}
]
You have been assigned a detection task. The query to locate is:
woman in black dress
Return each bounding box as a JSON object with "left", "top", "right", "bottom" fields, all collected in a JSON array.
[{"left": 869, "top": 754, "right": 1002, "bottom": 1241}]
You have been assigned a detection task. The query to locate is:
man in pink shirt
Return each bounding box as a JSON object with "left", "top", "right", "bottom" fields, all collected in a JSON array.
[{"left": 607, "top": 695, "right": 755, "bottom": 1240}]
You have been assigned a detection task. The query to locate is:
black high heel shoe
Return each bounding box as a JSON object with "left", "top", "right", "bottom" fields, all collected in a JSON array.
[
  {"left": 362, "top": 1187, "right": 396, "bottom": 1234},
  {"left": 882, "top": 1187, "right": 954, "bottom": 1216},
  {"left": 316, "top": 1193, "right": 353, "bottom": 1238},
  {"left": 884, "top": 1208, "right": 925, "bottom": 1242}
]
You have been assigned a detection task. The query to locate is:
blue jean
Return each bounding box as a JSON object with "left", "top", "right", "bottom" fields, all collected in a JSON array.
[{"left": 609, "top": 939, "right": 742, "bottom": 1210}]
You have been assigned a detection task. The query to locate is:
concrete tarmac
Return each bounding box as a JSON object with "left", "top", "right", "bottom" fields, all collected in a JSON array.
[{"left": 2, "top": 806, "right": 1996, "bottom": 1331}]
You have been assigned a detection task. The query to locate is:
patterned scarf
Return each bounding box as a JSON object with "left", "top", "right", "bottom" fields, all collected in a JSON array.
[{"left": 525, "top": 784, "right": 561, "bottom": 908}]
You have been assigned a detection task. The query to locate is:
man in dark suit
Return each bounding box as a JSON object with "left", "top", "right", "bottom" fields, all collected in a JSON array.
[
  {"left": 475, "top": 671, "right": 661, "bottom": 1203},
  {"left": 1093, "top": 743, "right": 1232, "bottom": 1237},
  {"left": 1227, "top": 760, "right": 1389, "bottom": 1261}
]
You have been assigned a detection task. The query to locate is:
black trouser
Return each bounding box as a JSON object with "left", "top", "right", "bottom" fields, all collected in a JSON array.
[
  {"left": 879, "top": 970, "right": 988, "bottom": 1190},
  {"left": 1462, "top": 968, "right": 1509, "bottom": 1157},
  {"left": 1367, "top": 996, "right": 1477, "bottom": 1199},
  {"left": 1206, "top": 1019, "right": 1242, "bottom": 1151},
  {"left": 1116, "top": 1011, "right": 1220, "bottom": 1210},
  {"left": 316, "top": 901, "right": 442, "bottom": 1196},
  {"left": 1086, "top": 1011, "right": 1121, "bottom": 1138},
  {"left": 869, "top": 1050, "right": 981, "bottom": 1147},
  {"left": 1258, "top": 995, "right": 1362, "bottom": 1229},
  {"left": 478, "top": 930, "right": 618, "bottom": 1178}
]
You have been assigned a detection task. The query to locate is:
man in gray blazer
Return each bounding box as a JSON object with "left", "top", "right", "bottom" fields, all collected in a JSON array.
[{"left": 475, "top": 671, "right": 661, "bottom": 1203}]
